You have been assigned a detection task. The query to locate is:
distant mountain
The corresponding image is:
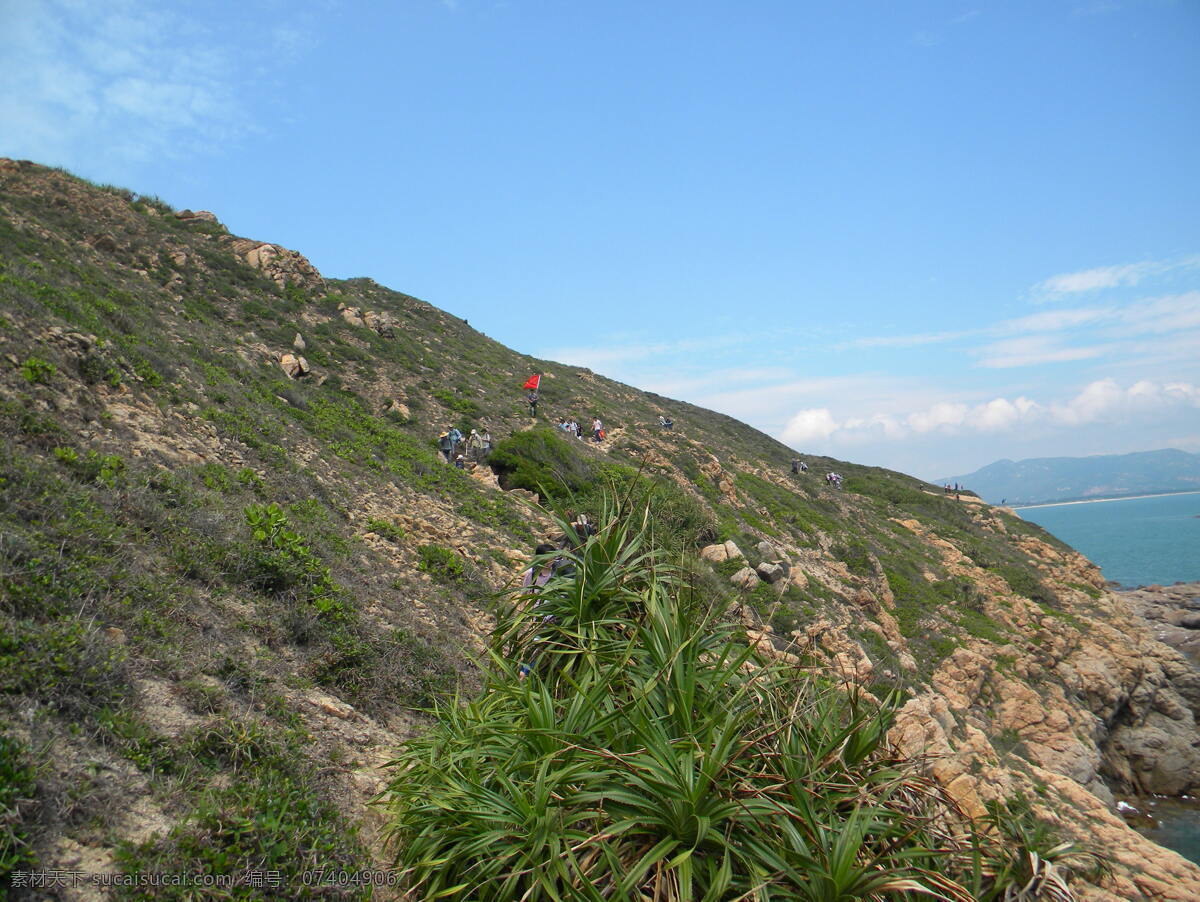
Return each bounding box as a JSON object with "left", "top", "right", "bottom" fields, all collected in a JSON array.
[{"left": 941, "top": 449, "right": 1200, "bottom": 506}]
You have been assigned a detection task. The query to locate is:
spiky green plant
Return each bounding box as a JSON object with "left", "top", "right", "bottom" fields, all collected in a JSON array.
[{"left": 381, "top": 503, "right": 1091, "bottom": 901}]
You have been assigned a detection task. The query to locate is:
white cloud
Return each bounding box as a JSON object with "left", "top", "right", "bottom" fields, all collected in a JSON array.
[
  {"left": 0, "top": 0, "right": 303, "bottom": 170},
  {"left": 1032, "top": 256, "right": 1200, "bottom": 301},
  {"left": 1034, "top": 262, "right": 1155, "bottom": 297},
  {"left": 776, "top": 379, "right": 1200, "bottom": 451},
  {"left": 781, "top": 408, "right": 839, "bottom": 445},
  {"left": 975, "top": 335, "right": 1110, "bottom": 369}
]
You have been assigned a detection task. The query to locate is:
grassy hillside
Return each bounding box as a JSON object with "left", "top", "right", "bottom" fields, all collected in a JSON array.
[{"left": 2, "top": 160, "right": 1195, "bottom": 898}]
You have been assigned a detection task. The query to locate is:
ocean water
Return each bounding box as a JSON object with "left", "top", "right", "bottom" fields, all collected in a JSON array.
[
  {"left": 1014, "top": 491, "right": 1200, "bottom": 588},
  {"left": 1017, "top": 491, "right": 1200, "bottom": 865}
]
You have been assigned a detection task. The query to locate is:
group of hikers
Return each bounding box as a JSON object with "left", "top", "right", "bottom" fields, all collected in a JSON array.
[
  {"left": 554, "top": 416, "right": 606, "bottom": 443},
  {"left": 437, "top": 425, "right": 493, "bottom": 469},
  {"left": 789, "top": 457, "right": 844, "bottom": 488}
]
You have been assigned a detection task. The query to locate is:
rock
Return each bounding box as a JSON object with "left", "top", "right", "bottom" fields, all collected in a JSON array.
[
  {"left": 279, "top": 353, "right": 310, "bottom": 379},
  {"left": 104, "top": 627, "right": 126, "bottom": 645},
  {"left": 723, "top": 540, "right": 743, "bottom": 561},
  {"left": 756, "top": 561, "right": 786, "bottom": 584},
  {"left": 176, "top": 209, "right": 220, "bottom": 224},
  {"left": 730, "top": 567, "right": 759, "bottom": 590},
  {"left": 341, "top": 306, "right": 366, "bottom": 328},
  {"left": 700, "top": 543, "right": 729, "bottom": 563},
  {"left": 756, "top": 540, "right": 784, "bottom": 560},
  {"left": 226, "top": 237, "right": 323, "bottom": 292},
  {"left": 508, "top": 488, "right": 540, "bottom": 505},
  {"left": 387, "top": 400, "right": 410, "bottom": 419},
  {"left": 89, "top": 233, "right": 119, "bottom": 254},
  {"left": 1179, "top": 613, "right": 1200, "bottom": 630},
  {"left": 292, "top": 332, "right": 306, "bottom": 351},
  {"left": 363, "top": 310, "right": 398, "bottom": 337}
]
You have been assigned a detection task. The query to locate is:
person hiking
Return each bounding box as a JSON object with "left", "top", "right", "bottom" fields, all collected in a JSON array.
[
  {"left": 800, "top": 461, "right": 808, "bottom": 472},
  {"left": 437, "top": 432, "right": 453, "bottom": 462},
  {"left": 466, "top": 429, "right": 485, "bottom": 461},
  {"left": 791, "top": 458, "right": 800, "bottom": 475},
  {"left": 517, "top": 543, "right": 560, "bottom": 679},
  {"left": 592, "top": 417, "right": 603, "bottom": 443},
  {"left": 454, "top": 454, "right": 466, "bottom": 470},
  {"left": 447, "top": 426, "right": 463, "bottom": 456},
  {"left": 527, "top": 390, "right": 539, "bottom": 418}
]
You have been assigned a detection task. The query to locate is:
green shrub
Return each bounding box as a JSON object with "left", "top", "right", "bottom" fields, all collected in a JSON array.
[
  {"left": 20, "top": 356, "right": 56, "bottom": 384},
  {"left": 487, "top": 427, "right": 595, "bottom": 503},
  {"left": 366, "top": 517, "right": 406, "bottom": 542},
  {"left": 0, "top": 733, "right": 37, "bottom": 879},
  {"left": 416, "top": 544, "right": 466, "bottom": 584},
  {"left": 385, "top": 506, "right": 1084, "bottom": 900}
]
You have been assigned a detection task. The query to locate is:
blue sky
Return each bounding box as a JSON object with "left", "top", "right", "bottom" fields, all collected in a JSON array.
[{"left": 2, "top": 0, "right": 1197, "bottom": 480}]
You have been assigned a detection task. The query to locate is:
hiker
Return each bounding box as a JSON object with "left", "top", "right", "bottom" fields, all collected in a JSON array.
[
  {"left": 801, "top": 461, "right": 808, "bottom": 472},
  {"left": 592, "top": 417, "right": 603, "bottom": 443},
  {"left": 454, "top": 454, "right": 465, "bottom": 470},
  {"left": 791, "top": 458, "right": 800, "bottom": 475},
  {"left": 448, "top": 426, "right": 463, "bottom": 456},
  {"left": 658, "top": 415, "right": 673, "bottom": 430},
  {"left": 527, "top": 390, "right": 539, "bottom": 417},
  {"left": 571, "top": 419, "right": 582, "bottom": 439},
  {"left": 480, "top": 427, "right": 493, "bottom": 456},
  {"left": 517, "top": 543, "right": 561, "bottom": 679},
  {"left": 437, "top": 431, "right": 453, "bottom": 462},
  {"left": 466, "top": 429, "right": 485, "bottom": 461},
  {"left": 566, "top": 512, "right": 597, "bottom": 549}
]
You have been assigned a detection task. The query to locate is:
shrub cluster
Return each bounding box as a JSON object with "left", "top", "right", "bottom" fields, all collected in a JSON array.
[{"left": 383, "top": 507, "right": 1099, "bottom": 900}]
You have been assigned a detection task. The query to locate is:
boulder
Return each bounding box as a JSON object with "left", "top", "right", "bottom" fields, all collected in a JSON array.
[
  {"left": 730, "top": 567, "right": 759, "bottom": 590},
  {"left": 226, "top": 236, "right": 323, "bottom": 292},
  {"left": 175, "top": 209, "right": 222, "bottom": 226},
  {"left": 1179, "top": 612, "right": 1200, "bottom": 630},
  {"left": 700, "top": 543, "right": 729, "bottom": 563},
  {"left": 756, "top": 561, "right": 786, "bottom": 584},
  {"left": 363, "top": 310, "right": 398, "bottom": 337},
  {"left": 508, "top": 488, "right": 540, "bottom": 505},
  {"left": 756, "top": 540, "right": 784, "bottom": 560},
  {"left": 340, "top": 306, "right": 365, "bottom": 328},
  {"left": 279, "top": 353, "right": 310, "bottom": 379},
  {"left": 292, "top": 332, "right": 306, "bottom": 351},
  {"left": 723, "top": 540, "right": 743, "bottom": 561},
  {"left": 387, "top": 400, "right": 410, "bottom": 419}
]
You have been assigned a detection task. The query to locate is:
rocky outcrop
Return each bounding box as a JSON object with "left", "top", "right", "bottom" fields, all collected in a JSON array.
[
  {"left": 279, "top": 353, "right": 310, "bottom": 379},
  {"left": 226, "top": 236, "right": 324, "bottom": 293},
  {"left": 337, "top": 303, "right": 399, "bottom": 337},
  {"left": 1122, "top": 583, "right": 1200, "bottom": 663},
  {"left": 730, "top": 566, "right": 759, "bottom": 590},
  {"left": 700, "top": 540, "right": 743, "bottom": 563}
]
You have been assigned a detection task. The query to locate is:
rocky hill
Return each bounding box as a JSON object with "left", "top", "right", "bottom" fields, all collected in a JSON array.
[
  {"left": 941, "top": 449, "right": 1200, "bottom": 506},
  {"left": 3, "top": 159, "right": 1200, "bottom": 899}
]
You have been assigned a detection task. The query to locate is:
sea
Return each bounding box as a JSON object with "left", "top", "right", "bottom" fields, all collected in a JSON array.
[
  {"left": 1014, "top": 491, "right": 1200, "bottom": 589},
  {"left": 1015, "top": 490, "right": 1200, "bottom": 864}
]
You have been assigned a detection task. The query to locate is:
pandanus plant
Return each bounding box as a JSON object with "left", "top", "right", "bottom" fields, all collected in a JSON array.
[{"left": 381, "top": 500, "right": 1100, "bottom": 901}]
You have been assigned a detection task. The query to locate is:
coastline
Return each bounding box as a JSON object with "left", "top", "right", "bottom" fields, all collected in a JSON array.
[{"left": 1012, "top": 489, "right": 1200, "bottom": 511}]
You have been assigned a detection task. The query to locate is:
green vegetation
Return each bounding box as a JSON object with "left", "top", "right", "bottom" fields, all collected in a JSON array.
[
  {"left": 384, "top": 508, "right": 1095, "bottom": 900},
  {"left": 0, "top": 734, "right": 37, "bottom": 879},
  {"left": 20, "top": 355, "right": 56, "bottom": 383},
  {"left": 0, "top": 161, "right": 1115, "bottom": 895},
  {"left": 417, "top": 543, "right": 468, "bottom": 584},
  {"left": 116, "top": 715, "right": 370, "bottom": 898}
]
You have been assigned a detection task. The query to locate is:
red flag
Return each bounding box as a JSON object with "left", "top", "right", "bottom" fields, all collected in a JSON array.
[{"left": 522, "top": 374, "right": 541, "bottom": 391}]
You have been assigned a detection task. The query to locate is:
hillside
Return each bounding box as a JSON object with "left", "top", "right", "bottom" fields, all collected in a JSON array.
[
  {"left": 942, "top": 449, "right": 1200, "bottom": 506},
  {"left": 3, "top": 159, "right": 1200, "bottom": 899}
]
